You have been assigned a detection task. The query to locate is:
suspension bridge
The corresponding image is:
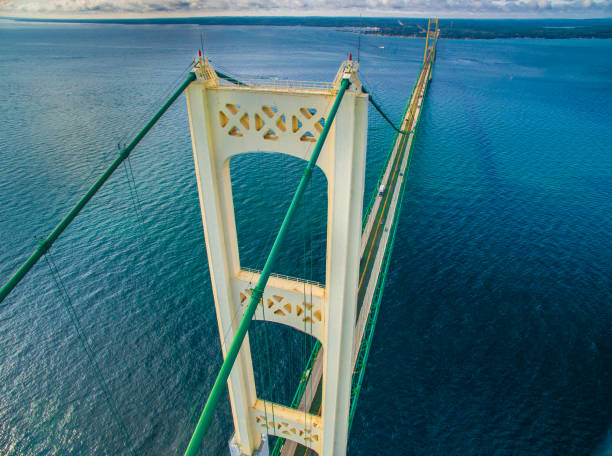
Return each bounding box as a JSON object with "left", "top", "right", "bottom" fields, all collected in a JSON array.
[{"left": 0, "top": 18, "right": 439, "bottom": 456}]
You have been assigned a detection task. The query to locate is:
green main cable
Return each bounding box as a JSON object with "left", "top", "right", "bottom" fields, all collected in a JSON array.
[
  {"left": 215, "top": 70, "right": 248, "bottom": 86},
  {"left": 0, "top": 71, "right": 197, "bottom": 305},
  {"left": 361, "top": 87, "right": 411, "bottom": 136},
  {"left": 183, "top": 77, "right": 351, "bottom": 456}
]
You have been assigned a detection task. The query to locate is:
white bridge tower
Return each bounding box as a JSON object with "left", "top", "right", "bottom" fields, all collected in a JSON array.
[{"left": 185, "top": 57, "right": 367, "bottom": 456}]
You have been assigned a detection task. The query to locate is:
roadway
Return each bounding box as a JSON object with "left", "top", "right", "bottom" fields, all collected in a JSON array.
[{"left": 280, "top": 29, "right": 439, "bottom": 456}]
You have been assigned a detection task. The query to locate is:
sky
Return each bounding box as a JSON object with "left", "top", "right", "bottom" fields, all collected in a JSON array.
[{"left": 0, "top": 0, "right": 610, "bottom": 18}]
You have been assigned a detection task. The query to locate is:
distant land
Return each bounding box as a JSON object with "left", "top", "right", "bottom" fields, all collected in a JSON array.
[{"left": 6, "top": 17, "right": 612, "bottom": 39}]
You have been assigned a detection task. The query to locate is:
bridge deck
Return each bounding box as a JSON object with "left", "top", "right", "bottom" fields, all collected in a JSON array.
[{"left": 279, "top": 29, "right": 439, "bottom": 456}]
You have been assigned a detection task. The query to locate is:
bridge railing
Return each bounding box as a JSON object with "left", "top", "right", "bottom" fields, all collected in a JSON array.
[
  {"left": 218, "top": 77, "right": 333, "bottom": 92},
  {"left": 241, "top": 267, "right": 324, "bottom": 288}
]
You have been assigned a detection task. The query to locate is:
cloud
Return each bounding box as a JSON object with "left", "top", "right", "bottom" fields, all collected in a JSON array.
[{"left": 1, "top": 0, "right": 610, "bottom": 17}]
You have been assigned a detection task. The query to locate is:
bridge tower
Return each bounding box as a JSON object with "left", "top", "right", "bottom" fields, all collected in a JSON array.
[{"left": 185, "top": 58, "right": 368, "bottom": 455}]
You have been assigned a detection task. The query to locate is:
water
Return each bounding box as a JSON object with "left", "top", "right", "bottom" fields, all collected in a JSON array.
[{"left": 0, "top": 20, "right": 610, "bottom": 456}]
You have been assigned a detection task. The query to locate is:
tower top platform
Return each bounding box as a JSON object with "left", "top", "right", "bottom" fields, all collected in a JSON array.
[{"left": 192, "top": 56, "right": 362, "bottom": 94}]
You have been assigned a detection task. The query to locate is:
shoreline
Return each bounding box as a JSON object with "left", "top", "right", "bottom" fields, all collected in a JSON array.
[{"left": 3, "top": 16, "right": 611, "bottom": 40}]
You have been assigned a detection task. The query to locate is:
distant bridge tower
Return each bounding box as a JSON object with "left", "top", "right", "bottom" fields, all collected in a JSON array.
[{"left": 185, "top": 58, "right": 367, "bottom": 455}]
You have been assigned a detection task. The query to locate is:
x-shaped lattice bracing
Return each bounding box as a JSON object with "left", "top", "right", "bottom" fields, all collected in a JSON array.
[{"left": 218, "top": 102, "right": 326, "bottom": 143}]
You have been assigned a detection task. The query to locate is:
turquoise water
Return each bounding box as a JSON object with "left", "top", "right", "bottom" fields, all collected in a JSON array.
[{"left": 0, "top": 20, "right": 610, "bottom": 455}]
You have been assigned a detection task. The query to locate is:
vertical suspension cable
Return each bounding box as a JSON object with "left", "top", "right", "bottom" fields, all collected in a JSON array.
[
  {"left": 43, "top": 250, "right": 136, "bottom": 456},
  {"left": 125, "top": 157, "right": 146, "bottom": 231},
  {"left": 122, "top": 161, "right": 147, "bottom": 246}
]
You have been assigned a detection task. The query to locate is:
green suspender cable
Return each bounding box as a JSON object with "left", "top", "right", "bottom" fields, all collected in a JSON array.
[
  {"left": 183, "top": 76, "right": 351, "bottom": 456},
  {"left": 0, "top": 71, "right": 197, "bottom": 304}
]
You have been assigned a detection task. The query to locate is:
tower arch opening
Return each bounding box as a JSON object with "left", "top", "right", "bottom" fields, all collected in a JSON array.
[{"left": 229, "top": 152, "right": 328, "bottom": 285}]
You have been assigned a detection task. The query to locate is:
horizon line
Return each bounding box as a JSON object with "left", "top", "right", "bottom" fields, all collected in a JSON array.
[{"left": 3, "top": 14, "right": 612, "bottom": 21}]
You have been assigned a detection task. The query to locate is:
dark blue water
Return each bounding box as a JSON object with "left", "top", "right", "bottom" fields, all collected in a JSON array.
[{"left": 0, "top": 20, "right": 610, "bottom": 456}]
